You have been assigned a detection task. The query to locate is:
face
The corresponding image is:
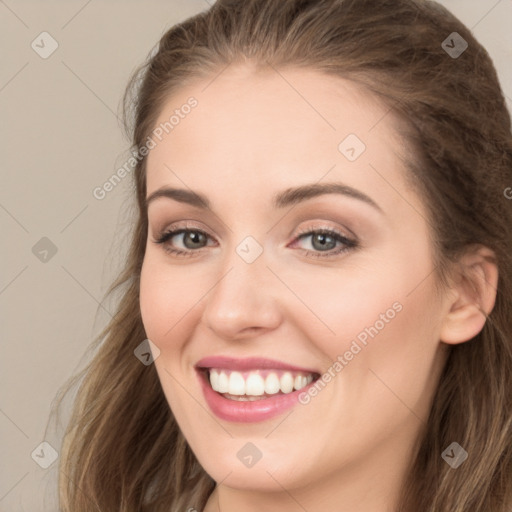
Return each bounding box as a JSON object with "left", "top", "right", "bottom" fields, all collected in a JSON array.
[{"left": 139, "top": 65, "right": 451, "bottom": 503}]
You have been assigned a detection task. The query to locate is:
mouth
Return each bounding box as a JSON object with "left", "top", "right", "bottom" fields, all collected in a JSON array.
[
  {"left": 197, "top": 367, "right": 320, "bottom": 401},
  {"left": 194, "top": 356, "right": 321, "bottom": 422}
]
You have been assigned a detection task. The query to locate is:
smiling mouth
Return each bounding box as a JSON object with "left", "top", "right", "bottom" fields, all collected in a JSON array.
[{"left": 198, "top": 368, "right": 321, "bottom": 401}]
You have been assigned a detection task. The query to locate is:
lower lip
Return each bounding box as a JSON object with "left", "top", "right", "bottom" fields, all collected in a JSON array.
[{"left": 197, "top": 369, "right": 316, "bottom": 423}]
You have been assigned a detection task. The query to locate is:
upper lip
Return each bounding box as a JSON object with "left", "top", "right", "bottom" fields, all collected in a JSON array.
[{"left": 195, "top": 356, "right": 320, "bottom": 375}]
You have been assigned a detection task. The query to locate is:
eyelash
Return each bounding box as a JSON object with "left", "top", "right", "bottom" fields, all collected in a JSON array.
[{"left": 152, "top": 223, "right": 358, "bottom": 259}]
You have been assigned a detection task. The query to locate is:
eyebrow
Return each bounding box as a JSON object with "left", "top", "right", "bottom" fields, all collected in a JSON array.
[{"left": 145, "top": 182, "right": 382, "bottom": 213}]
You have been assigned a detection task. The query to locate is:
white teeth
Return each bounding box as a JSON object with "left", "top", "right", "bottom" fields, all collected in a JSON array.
[
  {"left": 280, "top": 372, "right": 294, "bottom": 393},
  {"left": 208, "top": 369, "right": 316, "bottom": 397},
  {"left": 228, "top": 371, "right": 246, "bottom": 395},
  {"left": 264, "top": 373, "right": 281, "bottom": 394},
  {"left": 209, "top": 369, "right": 230, "bottom": 393},
  {"left": 294, "top": 374, "right": 307, "bottom": 390},
  {"left": 245, "top": 373, "right": 266, "bottom": 395},
  {"left": 217, "top": 371, "right": 229, "bottom": 393},
  {"left": 210, "top": 369, "right": 219, "bottom": 389}
]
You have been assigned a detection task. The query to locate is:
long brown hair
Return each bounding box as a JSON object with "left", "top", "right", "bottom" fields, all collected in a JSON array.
[{"left": 51, "top": 0, "right": 512, "bottom": 510}]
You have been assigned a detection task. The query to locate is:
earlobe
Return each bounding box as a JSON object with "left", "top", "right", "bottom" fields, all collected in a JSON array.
[{"left": 439, "top": 245, "right": 498, "bottom": 345}]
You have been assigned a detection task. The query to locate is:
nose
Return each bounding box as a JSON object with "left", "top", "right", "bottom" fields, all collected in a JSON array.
[{"left": 201, "top": 250, "right": 282, "bottom": 341}]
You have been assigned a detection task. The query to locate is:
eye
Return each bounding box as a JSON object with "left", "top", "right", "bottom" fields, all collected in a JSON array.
[
  {"left": 153, "top": 224, "right": 214, "bottom": 257},
  {"left": 289, "top": 227, "right": 358, "bottom": 258}
]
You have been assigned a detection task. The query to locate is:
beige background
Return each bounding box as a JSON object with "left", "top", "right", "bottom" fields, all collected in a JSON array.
[{"left": 1, "top": 0, "right": 510, "bottom": 510}]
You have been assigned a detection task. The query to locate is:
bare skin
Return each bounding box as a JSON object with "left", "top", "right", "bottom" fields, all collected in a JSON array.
[{"left": 139, "top": 64, "right": 498, "bottom": 512}]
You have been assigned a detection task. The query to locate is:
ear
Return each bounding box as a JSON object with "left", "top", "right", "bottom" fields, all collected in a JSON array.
[{"left": 440, "top": 245, "right": 498, "bottom": 345}]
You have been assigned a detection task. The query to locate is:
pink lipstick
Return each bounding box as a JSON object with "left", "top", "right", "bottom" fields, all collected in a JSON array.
[{"left": 195, "top": 356, "right": 320, "bottom": 423}]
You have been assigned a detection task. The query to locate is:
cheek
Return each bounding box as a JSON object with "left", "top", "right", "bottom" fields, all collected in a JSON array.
[
  {"left": 286, "top": 239, "right": 437, "bottom": 354},
  {"left": 276, "top": 261, "right": 408, "bottom": 361},
  {"left": 139, "top": 260, "right": 207, "bottom": 429},
  {"left": 139, "top": 257, "right": 204, "bottom": 345},
  {"left": 310, "top": 271, "right": 442, "bottom": 434},
  {"left": 285, "top": 251, "right": 443, "bottom": 404}
]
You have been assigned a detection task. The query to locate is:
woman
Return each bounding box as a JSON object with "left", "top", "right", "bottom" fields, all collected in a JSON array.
[{"left": 52, "top": 0, "right": 512, "bottom": 510}]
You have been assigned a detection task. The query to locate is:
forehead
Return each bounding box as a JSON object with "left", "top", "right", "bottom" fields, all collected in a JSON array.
[{"left": 145, "top": 65, "right": 411, "bottom": 212}]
